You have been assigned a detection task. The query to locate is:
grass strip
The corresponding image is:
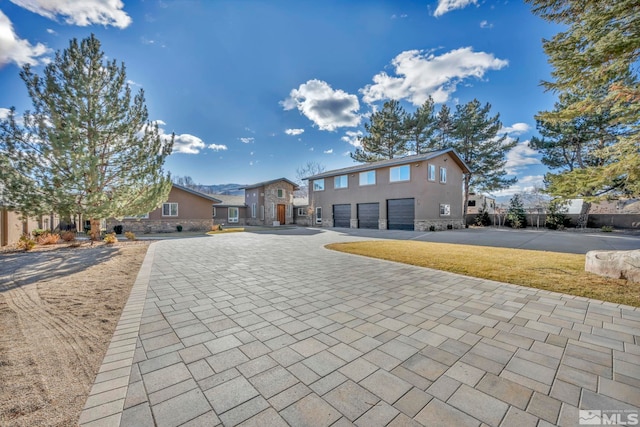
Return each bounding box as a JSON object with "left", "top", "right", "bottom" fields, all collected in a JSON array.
[{"left": 326, "top": 240, "right": 639, "bottom": 307}]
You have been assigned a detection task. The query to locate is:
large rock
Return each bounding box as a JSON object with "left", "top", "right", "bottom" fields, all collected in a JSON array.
[{"left": 585, "top": 250, "right": 640, "bottom": 282}]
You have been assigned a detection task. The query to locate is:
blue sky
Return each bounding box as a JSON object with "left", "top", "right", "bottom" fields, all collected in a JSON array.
[{"left": 0, "top": 0, "right": 562, "bottom": 199}]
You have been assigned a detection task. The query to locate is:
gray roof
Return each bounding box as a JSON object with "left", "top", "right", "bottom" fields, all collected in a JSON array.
[
  {"left": 212, "top": 194, "right": 246, "bottom": 207},
  {"left": 304, "top": 148, "right": 471, "bottom": 180},
  {"left": 239, "top": 177, "right": 299, "bottom": 190}
]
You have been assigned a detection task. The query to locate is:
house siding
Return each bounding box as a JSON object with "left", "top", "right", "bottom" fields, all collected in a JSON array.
[
  {"left": 107, "top": 186, "right": 214, "bottom": 233},
  {"left": 310, "top": 152, "right": 466, "bottom": 231},
  {"left": 244, "top": 180, "right": 295, "bottom": 226},
  {"left": 0, "top": 208, "right": 40, "bottom": 246}
]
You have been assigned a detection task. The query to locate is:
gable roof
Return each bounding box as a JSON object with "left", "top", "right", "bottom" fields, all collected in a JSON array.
[
  {"left": 172, "top": 183, "right": 223, "bottom": 203},
  {"left": 304, "top": 148, "right": 471, "bottom": 180},
  {"left": 239, "top": 177, "right": 299, "bottom": 190}
]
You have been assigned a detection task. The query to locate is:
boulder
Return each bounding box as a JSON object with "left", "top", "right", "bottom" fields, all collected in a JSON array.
[{"left": 585, "top": 250, "right": 640, "bottom": 282}]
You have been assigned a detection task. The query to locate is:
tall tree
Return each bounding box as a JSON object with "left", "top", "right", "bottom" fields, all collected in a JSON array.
[
  {"left": 350, "top": 100, "right": 409, "bottom": 162},
  {"left": 405, "top": 97, "right": 438, "bottom": 155},
  {"left": 526, "top": 0, "right": 640, "bottom": 199},
  {"left": 435, "top": 104, "right": 454, "bottom": 149},
  {"left": 451, "top": 99, "right": 518, "bottom": 222},
  {"left": 0, "top": 35, "right": 173, "bottom": 240}
]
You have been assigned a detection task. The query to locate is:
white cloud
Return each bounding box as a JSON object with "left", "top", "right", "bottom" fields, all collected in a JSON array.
[
  {"left": 434, "top": 0, "right": 477, "bottom": 17},
  {"left": 208, "top": 143, "right": 227, "bottom": 151},
  {"left": 505, "top": 139, "right": 540, "bottom": 174},
  {"left": 46, "top": 28, "right": 56, "bottom": 34},
  {"left": 150, "top": 120, "right": 207, "bottom": 154},
  {"left": 282, "top": 79, "right": 361, "bottom": 131},
  {"left": 361, "top": 48, "right": 508, "bottom": 105},
  {"left": 341, "top": 130, "right": 363, "bottom": 148},
  {"left": 323, "top": 149, "right": 333, "bottom": 154},
  {"left": 499, "top": 122, "right": 531, "bottom": 135},
  {"left": 11, "top": 0, "right": 132, "bottom": 28},
  {"left": 239, "top": 137, "right": 254, "bottom": 144},
  {"left": 0, "top": 10, "right": 51, "bottom": 67},
  {"left": 0, "top": 107, "right": 10, "bottom": 119},
  {"left": 480, "top": 20, "right": 493, "bottom": 29},
  {"left": 285, "top": 128, "right": 304, "bottom": 136},
  {"left": 493, "top": 175, "right": 545, "bottom": 198}
]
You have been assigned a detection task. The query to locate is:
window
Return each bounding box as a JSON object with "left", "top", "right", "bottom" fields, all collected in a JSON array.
[
  {"left": 359, "top": 171, "right": 376, "bottom": 186},
  {"left": 468, "top": 200, "right": 476, "bottom": 207},
  {"left": 316, "top": 207, "right": 322, "bottom": 224},
  {"left": 297, "top": 207, "right": 306, "bottom": 216},
  {"left": 313, "top": 179, "right": 325, "bottom": 191},
  {"left": 260, "top": 205, "right": 264, "bottom": 220},
  {"left": 162, "top": 203, "right": 178, "bottom": 217},
  {"left": 277, "top": 188, "right": 284, "bottom": 198},
  {"left": 334, "top": 175, "right": 348, "bottom": 189},
  {"left": 271, "top": 203, "right": 275, "bottom": 218},
  {"left": 228, "top": 207, "right": 239, "bottom": 223},
  {"left": 251, "top": 203, "right": 257, "bottom": 218},
  {"left": 213, "top": 207, "right": 216, "bottom": 217},
  {"left": 440, "top": 204, "right": 451, "bottom": 216},
  {"left": 287, "top": 204, "right": 292, "bottom": 217},
  {"left": 440, "top": 167, "right": 447, "bottom": 183},
  {"left": 390, "top": 165, "right": 410, "bottom": 182},
  {"left": 428, "top": 164, "right": 436, "bottom": 181}
]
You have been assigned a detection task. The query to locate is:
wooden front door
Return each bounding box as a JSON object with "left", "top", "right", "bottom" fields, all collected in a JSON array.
[{"left": 277, "top": 204, "right": 286, "bottom": 224}]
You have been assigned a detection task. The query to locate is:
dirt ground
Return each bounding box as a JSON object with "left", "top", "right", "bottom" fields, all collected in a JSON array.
[{"left": 0, "top": 241, "right": 150, "bottom": 427}]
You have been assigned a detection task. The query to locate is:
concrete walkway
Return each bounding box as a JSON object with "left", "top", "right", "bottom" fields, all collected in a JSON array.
[{"left": 80, "top": 229, "right": 640, "bottom": 426}]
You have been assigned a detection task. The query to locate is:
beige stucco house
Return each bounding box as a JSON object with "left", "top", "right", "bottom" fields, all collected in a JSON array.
[{"left": 305, "top": 149, "right": 471, "bottom": 231}]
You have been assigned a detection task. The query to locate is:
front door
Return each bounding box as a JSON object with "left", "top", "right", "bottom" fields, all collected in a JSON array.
[{"left": 277, "top": 204, "right": 286, "bottom": 224}]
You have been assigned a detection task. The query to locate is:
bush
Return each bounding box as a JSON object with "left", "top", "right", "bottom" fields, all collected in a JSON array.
[
  {"left": 113, "top": 224, "right": 124, "bottom": 234},
  {"left": 429, "top": 225, "right": 436, "bottom": 232},
  {"left": 124, "top": 231, "right": 136, "bottom": 240},
  {"left": 60, "top": 231, "right": 76, "bottom": 242},
  {"left": 37, "top": 232, "right": 60, "bottom": 245},
  {"left": 31, "top": 228, "right": 47, "bottom": 237},
  {"left": 447, "top": 224, "right": 453, "bottom": 230},
  {"left": 176, "top": 224, "right": 183, "bottom": 232},
  {"left": 506, "top": 194, "right": 527, "bottom": 228},
  {"left": 546, "top": 200, "right": 568, "bottom": 230},
  {"left": 601, "top": 225, "right": 614, "bottom": 232},
  {"left": 17, "top": 234, "right": 36, "bottom": 251},
  {"left": 103, "top": 232, "right": 118, "bottom": 244}
]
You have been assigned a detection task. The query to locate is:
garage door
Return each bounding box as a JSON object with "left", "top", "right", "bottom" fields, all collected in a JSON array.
[
  {"left": 387, "top": 198, "right": 414, "bottom": 230},
  {"left": 333, "top": 204, "right": 351, "bottom": 228},
  {"left": 357, "top": 203, "right": 379, "bottom": 229}
]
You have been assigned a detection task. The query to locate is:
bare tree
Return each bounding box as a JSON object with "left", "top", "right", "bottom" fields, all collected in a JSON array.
[{"left": 295, "top": 161, "right": 325, "bottom": 198}]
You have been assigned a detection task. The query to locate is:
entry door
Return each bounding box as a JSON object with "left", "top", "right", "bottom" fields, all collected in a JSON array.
[{"left": 277, "top": 204, "right": 286, "bottom": 224}]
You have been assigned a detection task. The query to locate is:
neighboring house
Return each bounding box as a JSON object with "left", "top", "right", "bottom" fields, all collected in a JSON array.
[
  {"left": 241, "top": 178, "right": 298, "bottom": 226},
  {"left": 0, "top": 207, "right": 39, "bottom": 246},
  {"left": 293, "top": 197, "right": 311, "bottom": 226},
  {"left": 108, "top": 184, "right": 220, "bottom": 233},
  {"left": 305, "top": 148, "right": 471, "bottom": 231},
  {"left": 467, "top": 193, "right": 496, "bottom": 215},
  {"left": 213, "top": 194, "right": 247, "bottom": 226}
]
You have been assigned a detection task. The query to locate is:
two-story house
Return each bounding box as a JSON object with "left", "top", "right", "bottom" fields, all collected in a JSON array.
[
  {"left": 305, "top": 149, "right": 470, "bottom": 231},
  {"left": 241, "top": 178, "right": 298, "bottom": 226}
]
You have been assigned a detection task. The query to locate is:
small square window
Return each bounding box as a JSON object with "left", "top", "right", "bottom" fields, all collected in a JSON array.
[
  {"left": 390, "top": 165, "right": 410, "bottom": 182},
  {"left": 334, "top": 175, "right": 348, "bottom": 189},
  {"left": 162, "top": 203, "right": 178, "bottom": 217},
  {"left": 359, "top": 171, "right": 376, "bottom": 186},
  {"left": 440, "top": 204, "right": 451, "bottom": 216},
  {"left": 277, "top": 188, "right": 284, "bottom": 198},
  {"left": 297, "top": 207, "right": 306, "bottom": 216},
  {"left": 313, "top": 179, "right": 325, "bottom": 191}
]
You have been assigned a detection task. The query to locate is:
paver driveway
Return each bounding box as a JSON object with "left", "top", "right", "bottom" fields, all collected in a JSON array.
[{"left": 80, "top": 229, "right": 640, "bottom": 426}]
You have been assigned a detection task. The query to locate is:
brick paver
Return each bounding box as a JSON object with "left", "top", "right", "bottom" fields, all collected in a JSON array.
[{"left": 80, "top": 229, "right": 640, "bottom": 426}]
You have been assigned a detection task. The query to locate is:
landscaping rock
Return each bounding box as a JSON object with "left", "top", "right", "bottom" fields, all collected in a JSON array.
[{"left": 585, "top": 249, "right": 640, "bottom": 282}]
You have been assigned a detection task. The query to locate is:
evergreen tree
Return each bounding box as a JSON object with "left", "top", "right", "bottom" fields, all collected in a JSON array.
[
  {"left": 474, "top": 200, "right": 492, "bottom": 226},
  {"left": 405, "top": 97, "right": 438, "bottom": 155},
  {"left": 0, "top": 35, "right": 173, "bottom": 240},
  {"left": 435, "top": 104, "right": 453, "bottom": 149},
  {"left": 506, "top": 194, "right": 527, "bottom": 228},
  {"left": 350, "top": 100, "right": 409, "bottom": 162},
  {"left": 450, "top": 99, "right": 518, "bottom": 222},
  {"left": 526, "top": 0, "right": 640, "bottom": 198}
]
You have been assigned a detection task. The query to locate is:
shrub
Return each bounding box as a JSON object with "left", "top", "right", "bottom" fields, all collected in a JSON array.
[
  {"left": 506, "top": 194, "right": 527, "bottom": 228},
  {"left": 31, "top": 228, "right": 47, "bottom": 237},
  {"left": 429, "top": 225, "right": 436, "bottom": 232},
  {"left": 447, "top": 224, "right": 453, "bottom": 230},
  {"left": 601, "top": 225, "right": 614, "bottom": 232},
  {"left": 60, "top": 231, "right": 76, "bottom": 242},
  {"left": 113, "top": 224, "right": 124, "bottom": 234},
  {"left": 17, "top": 234, "right": 36, "bottom": 251},
  {"left": 176, "top": 224, "right": 183, "bottom": 232},
  {"left": 546, "top": 200, "right": 568, "bottom": 230},
  {"left": 37, "top": 232, "right": 60, "bottom": 245},
  {"left": 103, "top": 232, "right": 118, "bottom": 244},
  {"left": 124, "top": 231, "right": 136, "bottom": 240}
]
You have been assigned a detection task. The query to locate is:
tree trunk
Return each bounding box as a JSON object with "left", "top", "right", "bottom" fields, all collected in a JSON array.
[
  {"left": 577, "top": 201, "right": 591, "bottom": 229},
  {"left": 462, "top": 175, "right": 471, "bottom": 226},
  {"left": 89, "top": 218, "right": 101, "bottom": 241}
]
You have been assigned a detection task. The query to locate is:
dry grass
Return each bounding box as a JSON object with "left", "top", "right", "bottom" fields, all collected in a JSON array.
[
  {"left": 207, "top": 227, "right": 245, "bottom": 235},
  {"left": 326, "top": 240, "right": 639, "bottom": 307}
]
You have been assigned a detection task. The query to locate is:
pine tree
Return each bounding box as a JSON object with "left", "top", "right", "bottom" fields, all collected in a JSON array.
[
  {"left": 526, "top": 0, "right": 640, "bottom": 198},
  {"left": 405, "top": 97, "right": 438, "bottom": 155},
  {"left": 450, "top": 99, "right": 518, "bottom": 223},
  {"left": 350, "top": 100, "right": 409, "bottom": 162},
  {"left": 435, "top": 105, "right": 453, "bottom": 149},
  {"left": 0, "top": 35, "right": 173, "bottom": 240},
  {"left": 506, "top": 194, "right": 527, "bottom": 228}
]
